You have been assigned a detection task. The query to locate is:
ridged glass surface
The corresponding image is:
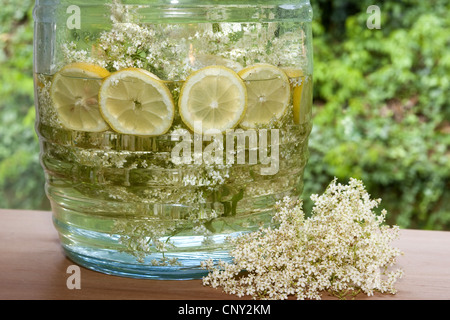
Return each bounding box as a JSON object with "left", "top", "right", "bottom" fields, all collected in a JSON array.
[{"left": 34, "top": 0, "right": 313, "bottom": 279}]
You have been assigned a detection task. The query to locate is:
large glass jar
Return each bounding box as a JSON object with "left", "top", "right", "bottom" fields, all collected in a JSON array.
[{"left": 33, "top": 0, "right": 313, "bottom": 279}]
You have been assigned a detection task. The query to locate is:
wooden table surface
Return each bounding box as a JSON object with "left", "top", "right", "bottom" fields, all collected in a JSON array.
[{"left": 1, "top": 209, "right": 450, "bottom": 301}]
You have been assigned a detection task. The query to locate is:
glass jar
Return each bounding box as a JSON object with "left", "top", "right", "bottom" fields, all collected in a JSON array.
[{"left": 33, "top": 0, "right": 313, "bottom": 279}]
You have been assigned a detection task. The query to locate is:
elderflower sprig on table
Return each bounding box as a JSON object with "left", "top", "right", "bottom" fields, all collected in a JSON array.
[{"left": 201, "top": 178, "right": 404, "bottom": 300}]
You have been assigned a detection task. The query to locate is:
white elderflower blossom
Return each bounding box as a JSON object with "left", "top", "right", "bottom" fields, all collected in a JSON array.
[
  {"left": 202, "top": 178, "right": 404, "bottom": 300},
  {"left": 60, "top": 0, "right": 307, "bottom": 80}
]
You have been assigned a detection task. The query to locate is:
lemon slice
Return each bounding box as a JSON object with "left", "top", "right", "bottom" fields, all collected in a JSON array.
[
  {"left": 179, "top": 66, "right": 247, "bottom": 133},
  {"left": 50, "top": 62, "right": 110, "bottom": 132},
  {"left": 283, "top": 68, "right": 313, "bottom": 125},
  {"left": 99, "top": 68, "right": 175, "bottom": 136},
  {"left": 238, "top": 64, "right": 291, "bottom": 128},
  {"left": 283, "top": 68, "right": 304, "bottom": 124},
  {"left": 296, "top": 76, "right": 313, "bottom": 125}
]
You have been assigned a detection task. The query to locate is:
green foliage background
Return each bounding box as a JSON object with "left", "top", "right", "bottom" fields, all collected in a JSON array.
[
  {"left": 0, "top": 0, "right": 449, "bottom": 229},
  {"left": 0, "top": 0, "right": 48, "bottom": 209}
]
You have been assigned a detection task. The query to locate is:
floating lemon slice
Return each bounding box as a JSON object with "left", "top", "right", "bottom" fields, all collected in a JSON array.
[
  {"left": 179, "top": 66, "right": 247, "bottom": 133},
  {"left": 50, "top": 62, "right": 110, "bottom": 132},
  {"left": 297, "top": 75, "right": 313, "bottom": 124},
  {"left": 283, "top": 68, "right": 312, "bottom": 125},
  {"left": 238, "top": 64, "right": 291, "bottom": 128},
  {"left": 99, "top": 68, "right": 175, "bottom": 136}
]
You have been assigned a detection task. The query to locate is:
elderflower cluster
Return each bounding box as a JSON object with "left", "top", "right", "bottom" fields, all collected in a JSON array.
[
  {"left": 113, "top": 217, "right": 178, "bottom": 264},
  {"left": 61, "top": 0, "right": 307, "bottom": 80},
  {"left": 202, "top": 178, "right": 404, "bottom": 300}
]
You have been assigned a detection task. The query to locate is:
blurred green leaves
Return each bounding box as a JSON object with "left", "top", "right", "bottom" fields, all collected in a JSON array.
[
  {"left": 304, "top": 0, "right": 450, "bottom": 230},
  {"left": 0, "top": 0, "right": 48, "bottom": 209}
]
